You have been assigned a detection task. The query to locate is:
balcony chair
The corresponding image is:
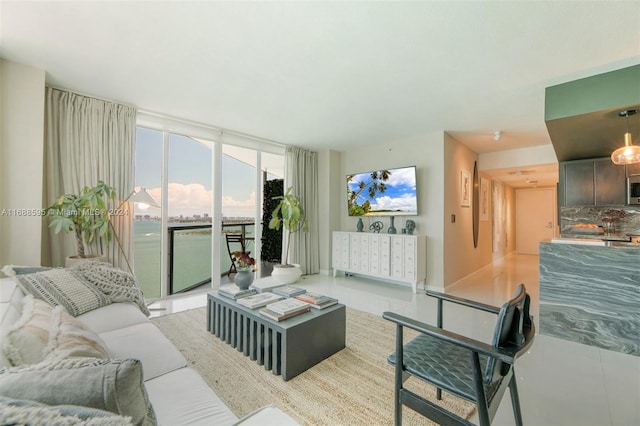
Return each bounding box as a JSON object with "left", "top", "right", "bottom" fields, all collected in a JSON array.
[
  {"left": 383, "top": 284, "right": 535, "bottom": 426},
  {"left": 225, "top": 233, "right": 246, "bottom": 275}
]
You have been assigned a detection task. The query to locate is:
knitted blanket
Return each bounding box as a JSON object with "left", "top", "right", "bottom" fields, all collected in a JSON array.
[{"left": 70, "top": 262, "right": 150, "bottom": 316}]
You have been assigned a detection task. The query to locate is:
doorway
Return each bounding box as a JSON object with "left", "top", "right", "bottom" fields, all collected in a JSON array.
[{"left": 516, "top": 188, "right": 556, "bottom": 255}]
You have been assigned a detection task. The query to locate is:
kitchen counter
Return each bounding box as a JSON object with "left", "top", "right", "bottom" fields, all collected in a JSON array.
[
  {"left": 550, "top": 237, "right": 640, "bottom": 247},
  {"left": 539, "top": 241, "right": 639, "bottom": 356}
]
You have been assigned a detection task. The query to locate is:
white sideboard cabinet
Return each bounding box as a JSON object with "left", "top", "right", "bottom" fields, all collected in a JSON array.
[{"left": 332, "top": 231, "right": 426, "bottom": 293}]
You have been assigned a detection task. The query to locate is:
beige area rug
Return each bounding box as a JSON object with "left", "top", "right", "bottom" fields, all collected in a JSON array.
[{"left": 152, "top": 307, "right": 476, "bottom": 425}]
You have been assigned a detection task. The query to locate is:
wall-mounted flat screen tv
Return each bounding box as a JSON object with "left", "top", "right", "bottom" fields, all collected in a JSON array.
[{"left": 347, "top": 166, "right": 418, "bottom": 216}]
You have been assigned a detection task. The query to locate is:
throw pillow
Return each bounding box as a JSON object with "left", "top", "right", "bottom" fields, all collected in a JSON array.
[
  {"left": 0, "top": 396, "right": 133, "bottom": 425},
  {"left": 15, "top": 268, "right": 111, "bottom": 316},
  {"left": 71, "top": 261, "right": 149, "bottom": 316},
  {"left": 0, "top": 357, "right": 157, "bottom": 426},
  {"left": 2, "top": 296, "right": 53, "bottom": 365},
  {"left": 2, "top": 295, "right": 110, "bottom": 366}
]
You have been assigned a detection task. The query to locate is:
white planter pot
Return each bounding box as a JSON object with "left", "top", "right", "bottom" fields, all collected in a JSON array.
[
  {"left": 271, "top": 264, "right": 302, "bottom": 285},
  {"left": 65, "top": 255, "right": 108, "bottom": 268}
]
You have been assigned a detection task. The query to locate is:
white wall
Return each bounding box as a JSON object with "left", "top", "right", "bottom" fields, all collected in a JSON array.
[
  {"left": 0, "top": 60, "right": 46, "bottom": 266},
  {"left": 333, "top": 132, "right": 446, "bottom": 289},
  {"left": 443, "top": 133, "right": 492, "bottom": 286}
]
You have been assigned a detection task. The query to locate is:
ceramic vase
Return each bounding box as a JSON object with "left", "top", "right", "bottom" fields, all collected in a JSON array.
[
  {"left": 234, "top": 269, "right": 254, "bottom": 290},
  {"left": 388, "top": 216, "right": 397, "bottom": 234},
  {"left": 357, "top": 218, "right": 364, "bottom": 232}
]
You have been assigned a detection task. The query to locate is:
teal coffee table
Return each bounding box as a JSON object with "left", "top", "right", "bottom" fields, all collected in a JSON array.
[{"left": 207, "top": 291, "right": 346, "bottom": 380}]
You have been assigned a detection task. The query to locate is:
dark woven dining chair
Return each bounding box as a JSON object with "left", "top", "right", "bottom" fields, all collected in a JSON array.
[
  {"left": 225, "top": 233, "right": 246, "bottom": 275},
  {"left": 383, "top": 284, "right": 535, "bottom": 426}
]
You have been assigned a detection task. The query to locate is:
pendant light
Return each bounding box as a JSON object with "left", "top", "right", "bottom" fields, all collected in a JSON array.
[{"left": 611, "top": 109, "right": 640, "bottom": 165}]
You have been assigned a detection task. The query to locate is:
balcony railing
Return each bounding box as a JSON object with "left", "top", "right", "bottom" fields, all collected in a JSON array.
[{"left": 167, "top": 221, "right": 255, "bottom": 295}]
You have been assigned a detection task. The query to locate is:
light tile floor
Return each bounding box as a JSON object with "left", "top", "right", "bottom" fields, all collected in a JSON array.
[{"left": 148, "top": 253, "right": 640, "bottom": 426}]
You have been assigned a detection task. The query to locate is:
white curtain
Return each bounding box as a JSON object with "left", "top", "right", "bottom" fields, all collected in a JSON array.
[
  {"left": 284, "top": 146, "right": 319, "bottom": 274},
  {"left": 43, "top": 88, "right": 136, "bottom": 270}
]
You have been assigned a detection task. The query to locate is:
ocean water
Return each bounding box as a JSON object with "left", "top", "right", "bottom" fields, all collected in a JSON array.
[{"left": 133, "top": 221, "right": 253, "bottom": 298}]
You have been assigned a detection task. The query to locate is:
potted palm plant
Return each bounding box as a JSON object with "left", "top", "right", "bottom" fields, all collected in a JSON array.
[
  {"left": 46, "top": 180, "right": 116, "bottom": 264},
  {"left": 268, "top": 186, "right": 308, "bottom": 284}
]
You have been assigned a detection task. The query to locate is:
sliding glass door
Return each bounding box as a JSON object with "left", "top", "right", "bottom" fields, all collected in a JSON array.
[{"left": 133, "top": 123, "right": 284, "bottom": 300}]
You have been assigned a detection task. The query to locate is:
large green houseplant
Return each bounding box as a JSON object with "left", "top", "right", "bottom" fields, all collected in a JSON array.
[
  {"left": 268, "top": 186, "right": 308, "bottom": 284},
  {"left": 46, "top": 180, "right": 116, "bottom": 259}
]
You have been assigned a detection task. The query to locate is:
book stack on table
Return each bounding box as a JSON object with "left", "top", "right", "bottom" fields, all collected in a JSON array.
[
  {"left": 272, "top": 285, "right": 306, "bottom": 297},
  {"left": 218, "top": 284, "right": 257, "bottom": 300},
  {"left": 294, "top": 292, "right": 338, "bottom": 309},
  {"left": 259, "top": 298, "right": 311, "bottom": 322},
  {"left": 236, "top": 292, "right": 283, "bottom": 309}
]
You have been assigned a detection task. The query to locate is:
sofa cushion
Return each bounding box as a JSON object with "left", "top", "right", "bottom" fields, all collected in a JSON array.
[
  {"left": 0, "top": 395, "right": 133, "bottom": 425},
  {"left": 2, "top": 295, "right": 110, "bottom": 366},
  {"left": 144, "top": 367, "right": 237, "bottom": 426},
  {"left": 1, "top": 265, "right": 52, "bottom": 277},
  {"left": 14, "top": 269, "right": 111, "bottom": 316},
  {"left": 99, "top": 323, "right": 187, "bottom": 381},
  {"left": 0, "top": 357, "right": 156, "bottom": 426},
  {"left": 77, "top": 303, "right": 149, "bottom": 334}
]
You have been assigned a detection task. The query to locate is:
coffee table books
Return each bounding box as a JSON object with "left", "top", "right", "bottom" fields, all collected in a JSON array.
[
  {"left": 295, "top": 292, "right": 338, "bottom": 309},
  {"left": 218, "top": 284, "right": 257, "bottom": 300},
  {"left": 272, "top": 285, "right": 306, "bottom": 297},
  {"left": 236, "top": 292, "right": 283, "bottom": 309},
  {"left": 259, "top": 305, "right": 311, "bottom": 322},
  {"left": 259, "top": 298, "right": 311, "bottom": 321}
]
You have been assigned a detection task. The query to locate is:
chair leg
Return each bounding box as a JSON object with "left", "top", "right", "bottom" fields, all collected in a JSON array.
[
  {"left": 471, "top": 351, "right": 490, "bottom": 426},
  {"left": 394, "top": 324, "right": 404, "bottom": 426},
  {"left": 509, "top": 372, "right": 523, "bottom": 426}
]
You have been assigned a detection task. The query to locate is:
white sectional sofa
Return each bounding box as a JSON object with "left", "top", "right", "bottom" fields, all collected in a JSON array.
[{"left": 0, "top": 268, "right": 297, "bottom": 426}]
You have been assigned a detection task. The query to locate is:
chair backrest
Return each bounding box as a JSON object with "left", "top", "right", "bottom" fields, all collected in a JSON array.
[
  {"left": 226, "top": 233, "right": 245, "bottom": 253},
  {"left": 484, "top": 283, "right": 533, "bottom": 385}
]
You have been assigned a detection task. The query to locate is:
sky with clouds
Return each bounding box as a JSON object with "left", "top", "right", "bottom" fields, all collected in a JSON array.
[
  {"left": 135, "top": 128, "right": 276, "bottom": 218},
  {"left": 347, "top": 166, "right": 417, "bottom": 215}
]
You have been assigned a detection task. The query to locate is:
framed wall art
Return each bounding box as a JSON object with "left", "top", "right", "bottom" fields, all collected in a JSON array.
[{"left": 461, "top": 169, "right": 471, "bottom": 207}]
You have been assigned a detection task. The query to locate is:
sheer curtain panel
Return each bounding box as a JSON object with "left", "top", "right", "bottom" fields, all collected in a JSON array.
[
  {"left": 284, "top": 146, "right": 319, "bottom": 274},
  {"left": 43, "top": 88, "right": 136, "bottom": 269}
]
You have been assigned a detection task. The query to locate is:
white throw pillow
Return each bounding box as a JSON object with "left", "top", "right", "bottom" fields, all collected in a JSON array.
[{"left": 2, "top": 295, "right": 110, "bottom": 366}]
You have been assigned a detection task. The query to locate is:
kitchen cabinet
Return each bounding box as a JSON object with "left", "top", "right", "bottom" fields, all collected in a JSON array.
[
  {"left": 332, "top": 231, "right": 426, "bottom": 293},
  {"left": 559, "top": 157, "right": 626, "bottom": 206},
  {"left": 627, "top": 163, "right": 640, "bottom": 176}
]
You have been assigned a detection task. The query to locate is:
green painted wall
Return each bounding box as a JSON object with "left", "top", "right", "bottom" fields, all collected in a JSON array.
[{"left": 545, "top": 65, "right": 640, "bottom": 121}]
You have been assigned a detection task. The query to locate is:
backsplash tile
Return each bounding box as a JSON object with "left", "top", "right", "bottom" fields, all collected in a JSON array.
[{"left": 560, "top": 206, "right": 640, "bottom": 235}]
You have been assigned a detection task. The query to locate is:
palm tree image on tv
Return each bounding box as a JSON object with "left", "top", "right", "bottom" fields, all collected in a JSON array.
[
  {"left": 347, "top": 166, "right": 418, "bottom": 217},
  {"left": 347, "top": 170, "right": 390, "bottom": 216}
]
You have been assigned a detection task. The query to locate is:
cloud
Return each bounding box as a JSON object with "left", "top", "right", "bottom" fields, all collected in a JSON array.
[
  {"left": 135, "top": 184, "right": 257, "bottom": 218},
  {"left": 371, "top": 194, "right": 417, "bottom": 212},
  {"left": 387, "top": 167, "right": 416, "bottom": 188},
  {"left": 222, "top": 192, "right": 256, "bottom": 218}
]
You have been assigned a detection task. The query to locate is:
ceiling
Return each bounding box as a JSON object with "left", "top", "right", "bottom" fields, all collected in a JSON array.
[{"left": 1, "top": 1, "right": 639, "bottom": 187}]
